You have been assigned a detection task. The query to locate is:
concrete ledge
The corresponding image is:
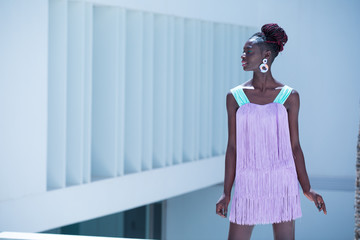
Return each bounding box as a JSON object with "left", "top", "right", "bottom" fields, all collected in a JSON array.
[{"left": 0, "top": 156, "right": 224, "bottom": 232}]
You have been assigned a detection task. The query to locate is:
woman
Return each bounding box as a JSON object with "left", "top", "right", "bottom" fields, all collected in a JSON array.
[{"left": 215, "top": 24, "right": 327, "bottom": 240}]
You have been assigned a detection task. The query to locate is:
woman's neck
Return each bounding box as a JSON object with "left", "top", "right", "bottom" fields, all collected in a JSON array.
[{"left": 251, "top": 71, "right": 277, "bottom": 92}]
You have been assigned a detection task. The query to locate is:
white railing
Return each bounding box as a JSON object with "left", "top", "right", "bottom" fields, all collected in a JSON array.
[{"left": 0, "top": 232, "right": 149, "bottom": 240}]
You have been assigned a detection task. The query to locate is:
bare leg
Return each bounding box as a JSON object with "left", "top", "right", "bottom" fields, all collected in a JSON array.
[
  {"left": 272, "top": 220, "right": 295, "bottom": 240},
  {"left": 228, "top": 222, "right": 255, "bottom": 240}
]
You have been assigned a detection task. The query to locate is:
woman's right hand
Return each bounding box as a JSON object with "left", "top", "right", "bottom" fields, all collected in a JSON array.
[{"left": 216, "top": 193, "right": 230, "bottom": 218}]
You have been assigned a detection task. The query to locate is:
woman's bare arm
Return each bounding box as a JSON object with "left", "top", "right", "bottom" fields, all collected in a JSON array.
[
  {"left": 286, "top": 90, "right": 327, "bottom": 214},
  {"left": 216, "top": 92, "right": 238, "bottom": 217},
  {"left": 286, "top": 90, "right": 311, "bottom": 193},
  {"left": 223, "top": 92, "right": 238, "bottom": 197}
]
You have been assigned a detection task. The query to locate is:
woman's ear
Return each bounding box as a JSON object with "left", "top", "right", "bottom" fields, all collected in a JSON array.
[{"left": 264, "top": 49, "right": 271, "bottom": 59}]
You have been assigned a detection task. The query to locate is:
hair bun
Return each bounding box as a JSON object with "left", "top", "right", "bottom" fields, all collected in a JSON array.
[{"left": 261, "top": 23, "right": 288, "bottom": 52}]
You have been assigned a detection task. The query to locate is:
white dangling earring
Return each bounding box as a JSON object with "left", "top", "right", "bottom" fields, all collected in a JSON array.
[{"left": 259, "top": 58, "right": 269, "bottom": 73}]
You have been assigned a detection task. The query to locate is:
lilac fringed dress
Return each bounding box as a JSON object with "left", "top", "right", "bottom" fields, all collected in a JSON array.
[{"left": 228, "top": 84, "right": 302, "bottom": 225}]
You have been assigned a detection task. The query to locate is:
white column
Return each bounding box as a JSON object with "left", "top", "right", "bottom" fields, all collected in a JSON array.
[
  {"left": 91, "top": 7, "right": 119, "bottom": 180},
  {"left": 47, "top": 0, "right": 67, "bottom": 190},
  {"left": 153, "top": 14, "right": 168, "bottom": 168},
  {"left": 124, "top": 10, "right": 143, "bottom": 174},
  {"left": 172, "top": 17, "right": 185, "bottom": 165}
]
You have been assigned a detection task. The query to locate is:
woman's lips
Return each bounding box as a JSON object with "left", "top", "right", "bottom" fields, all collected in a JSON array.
[{"left": 242, "top": 61, "right": 247, "bottom": 67}]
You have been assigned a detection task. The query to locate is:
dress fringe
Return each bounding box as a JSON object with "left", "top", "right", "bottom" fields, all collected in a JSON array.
[
  {"left": 229, "top": 167, "right": 302, "bottom": 225},
  {"left": 230, "top": 103, "right": 302, "bottom": 225}
]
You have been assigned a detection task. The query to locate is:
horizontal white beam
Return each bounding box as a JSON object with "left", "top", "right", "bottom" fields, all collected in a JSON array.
[
  {"left": 0, "top": 232, "right": 145, "bottom": 240},
  {"left": 0, "top": 156, "right": 224, "bottom": 232}
]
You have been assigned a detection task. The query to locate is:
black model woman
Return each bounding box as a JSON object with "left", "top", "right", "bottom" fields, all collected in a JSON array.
[{"left": 215, "top": 23, "right": 327, "bottom": 240}]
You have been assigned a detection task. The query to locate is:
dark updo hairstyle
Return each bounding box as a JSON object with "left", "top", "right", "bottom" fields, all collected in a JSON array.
[{"left": 250, "top": 23, "right": 288, "bottom": 59}]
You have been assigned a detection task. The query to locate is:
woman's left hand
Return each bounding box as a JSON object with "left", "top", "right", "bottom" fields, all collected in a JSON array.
[{"left": 303, "top": 188, "right": 327, "bottom": 215}]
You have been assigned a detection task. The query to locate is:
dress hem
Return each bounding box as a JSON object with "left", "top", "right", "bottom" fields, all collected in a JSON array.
[{"left": 229, "top": 214, "right": 302, "bottom": 226}]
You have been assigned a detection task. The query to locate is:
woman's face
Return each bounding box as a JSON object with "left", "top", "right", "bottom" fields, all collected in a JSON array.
[{"left": 241, "top": 38, "right": 264, "bottom": 72}]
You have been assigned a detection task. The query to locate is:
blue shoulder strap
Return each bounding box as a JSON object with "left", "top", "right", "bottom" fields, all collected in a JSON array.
[
  {"left": 273, "top": 85, "right": 293, "bottom": 104},
  {"left": 230, "top": 85, "right": 250, "bottom": 107}
]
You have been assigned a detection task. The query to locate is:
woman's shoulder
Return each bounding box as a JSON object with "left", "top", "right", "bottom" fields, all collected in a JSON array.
[
  {"left": 283, "top": 85, "right": 299, "bottom": 96},
  {"left": 284, "top": 85, "right": 300, "bottom": 107},
  {"left": 226, "top": 91, "right": 239, "bottom": 111},
  {"left": 275, "top": 83, "right": 298, "bottom": 95}
]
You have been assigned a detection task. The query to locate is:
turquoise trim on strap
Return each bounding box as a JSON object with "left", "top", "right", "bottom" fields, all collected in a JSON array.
[
  {"left": 230, "top": 85, "right": 250, "bottom": 107},
  {"left": 273, "top": 85, "right": 293, "bottom": 104}
]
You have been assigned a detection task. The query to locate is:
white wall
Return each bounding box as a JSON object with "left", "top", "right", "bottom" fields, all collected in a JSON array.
[
  {"left": 0, "top": 0, "right": 48, "bottom": 201},
  {"left": 83, "top": 0, "right": 261, "bottom": 26}
]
